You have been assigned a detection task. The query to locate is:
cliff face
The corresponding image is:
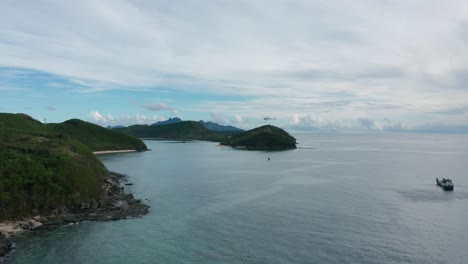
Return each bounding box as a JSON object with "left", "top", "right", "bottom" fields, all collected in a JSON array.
[{"left": 220, "top": 125, "right": 297, "bottom": 150}]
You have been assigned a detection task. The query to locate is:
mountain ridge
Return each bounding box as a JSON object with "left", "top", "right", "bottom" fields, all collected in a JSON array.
[
  {"left": 110, "top": 117, "right": 243, "bottom": 132},
  {"left": 114, "top": 120, "right": 237, "bottom": 141}
]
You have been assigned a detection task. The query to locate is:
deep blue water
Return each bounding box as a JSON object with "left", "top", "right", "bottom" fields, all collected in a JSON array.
[{"left": 5, "top": 133, "right": 468, "bottom": 263}]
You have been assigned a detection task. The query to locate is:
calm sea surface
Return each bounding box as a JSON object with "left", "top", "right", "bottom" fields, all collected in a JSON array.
[{"left": 5, "top": 133, "right": 468, "bottom": 264}]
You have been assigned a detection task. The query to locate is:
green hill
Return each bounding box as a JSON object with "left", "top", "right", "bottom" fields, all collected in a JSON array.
[
  {"left": 0, "top": 113, "right": 147, "bottom": 151},
  {"left": 50, "top": 119, "right": 147, "bottom": 151},
  {"left": 0, "top": 113, "right": 46, "bottom": 134},
  {"left": 220, "top": 125, "right": 297, "bottom": 150},
  {"left": 0, "top": 125, "right": 106, "bottom": 220},
  {"left": 0, "top": 113, "right": 147, "bottom": 220},
  {"left": 115, "top": 121, "right": 236, "bottom": 141}
]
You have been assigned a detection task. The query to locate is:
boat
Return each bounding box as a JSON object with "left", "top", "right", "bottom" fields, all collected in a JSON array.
[{"left": 436, "top": 178, "right": 454, "bottom": 191}]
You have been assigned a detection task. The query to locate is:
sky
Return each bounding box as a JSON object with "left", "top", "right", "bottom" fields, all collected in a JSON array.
[{"left": 1, "top": 0, "right": 468, "bottom": 132}]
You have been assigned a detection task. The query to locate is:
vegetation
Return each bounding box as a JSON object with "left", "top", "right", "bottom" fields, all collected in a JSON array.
[
  {"left": 0, "top": 130, "right": 106, "bottom": 220},
  {"left": 50, "top": 119, "right": 147, "bottom": 151},
  {"left": 0, "top": 113, "right": 147, "bottom": 220},
  {"left": 115, "top": 121, "right": 238, "bottom": 141},
  {"left": 0, "top": 113, "right": 147, "bottom": 151},
  {"left": 220, "top": 125, "right": 297, "bottom": 150}
]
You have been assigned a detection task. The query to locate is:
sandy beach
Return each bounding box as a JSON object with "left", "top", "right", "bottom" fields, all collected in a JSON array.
[{"left": 93, "top": 150, "right": 137, "bottom": 155}]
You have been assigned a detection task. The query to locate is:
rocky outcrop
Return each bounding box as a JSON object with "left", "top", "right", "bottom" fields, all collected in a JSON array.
[
  {"left": 0, "top": 233, "right": 12, "bottom": 259},
  {"left": 31, "top": 172, "right": 149, "bottom": 229},
  {"left": 0, "top": 171, "right": 149, "bottom": 258}
]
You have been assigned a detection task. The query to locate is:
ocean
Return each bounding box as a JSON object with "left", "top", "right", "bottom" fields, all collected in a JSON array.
[{"left": 6, "top": 133, "right": 468, "bottom": 263}]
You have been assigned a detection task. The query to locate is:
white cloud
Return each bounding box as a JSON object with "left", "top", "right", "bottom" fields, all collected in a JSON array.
[
  {"left": 209, "top": 112, "right": 228, "bottom": 125},
  {"left": 90, "top": 111, "right": 105, "bottom": 123},
  {"left": 89, "top": 110, "right": 170, "bottom": 126},
  {"left": 358, "top": 118, "right": 377, "bottom": 130},
  {"left": 2, "top": 1, "right": 468, "bottom": 131},
  {"left": 234, "top": 114, "right": 243, "bottom": 123},
  {"left": 139, "top": 102, "right": 173, "bottom": 112}
]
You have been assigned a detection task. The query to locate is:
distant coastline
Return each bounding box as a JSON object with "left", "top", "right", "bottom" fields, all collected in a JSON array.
[{"left": 93, "top": 150, "right": 138, "bottom": 155}]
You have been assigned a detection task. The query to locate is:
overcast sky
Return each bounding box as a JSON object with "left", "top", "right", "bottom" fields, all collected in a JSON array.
[{"left": 1, "top": 0, "right": 468, "bottom": 132}]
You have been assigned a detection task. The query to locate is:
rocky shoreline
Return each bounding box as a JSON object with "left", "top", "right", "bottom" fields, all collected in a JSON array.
[{"left": 0, "top": 171, "right": 149, "bottom": 259}]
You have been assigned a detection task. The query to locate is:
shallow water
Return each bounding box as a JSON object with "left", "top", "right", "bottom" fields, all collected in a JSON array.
[{"left": 6, "top": 133, "right": 468, "bottom": 263}]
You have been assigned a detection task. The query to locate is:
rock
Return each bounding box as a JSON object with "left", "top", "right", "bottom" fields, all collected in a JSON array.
[
  {"left": 47, "top": 209, "right": 59, "bottom": 219},
  {"left": 0, "top": 233, "right": 13, "bottom": 257},
  {"left": 0, "top": 170, "right": 149, "bottom": 258},
  {"left": 91, "top": 199, "right": 99, "bottom": 210},
  {"left": 60, "top": 214, "right": 79, "bottom": 223}
]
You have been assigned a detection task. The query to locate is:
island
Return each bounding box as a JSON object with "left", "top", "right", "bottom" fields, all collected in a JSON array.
[
  {"left": 220, "top": 125, "right": 297, "bottom": 150},
  {"left": 0, "top": 113, "right": 149, "bottom": 258},
  {"left": 114, "top": 120, "right": 239, "bottom": 142}
]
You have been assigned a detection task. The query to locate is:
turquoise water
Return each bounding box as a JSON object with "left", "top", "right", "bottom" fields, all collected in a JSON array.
[{"left": 6, "top": 133, "right": 468, "bottom": 263}]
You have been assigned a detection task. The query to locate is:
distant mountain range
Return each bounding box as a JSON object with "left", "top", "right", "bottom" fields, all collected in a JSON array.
[
  {"left": 110, "top": 117, "right": 243, "bottom": 132},
  {"left": 107, "top": 125, "right": 126, "bottom": 129},
  {"left": 198, "top": 120, "right": 244, "bottom": 132},
  {"left": 151, "top": 117, "right": 182, "bottom": 126},
  {"left": 114, "top": 121, "right": 239, "bottom": 141}
]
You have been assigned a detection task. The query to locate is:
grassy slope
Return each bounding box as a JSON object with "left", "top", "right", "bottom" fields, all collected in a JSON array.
[
  {"left": 115, "top": 121, "right": 235, "bottom": 141},
  {"left": 220, "top": 125, "right": 297, "bottom": 150},
  {"left": 49, "top": 119, "right": 147, "bottom": 151},
  {"left": 0, "top": 113, "right": 46, "bottom": 134},
  {"left": 0, "top": 126, "right": 106, "bottom": 220},
  {"left": 0, "top": 113, "right": 147, "bottom": 151},
  {"left": 0, "top": 113, "right": 145, "bottom": 220}
]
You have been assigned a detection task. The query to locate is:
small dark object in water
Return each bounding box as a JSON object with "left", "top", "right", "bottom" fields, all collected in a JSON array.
[
  {"left": 268, "top": 157, "right": 270, "bottom": 161},
  {"left": 125, "top": 183, "right": 133, "bottom": 186},
  {"left": 436, "top": 178, "right": 454, "bottom": 191}
]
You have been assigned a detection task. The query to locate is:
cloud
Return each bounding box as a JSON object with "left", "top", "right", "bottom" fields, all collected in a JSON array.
[
  {"left": 2, "top": 1, "right": 468, "bottom": 131},
  {"left": 209, "top": 112, "right": 228, "bottom": 124},
  {"left": 90, "top": 111, "right": 105, "bottom": 123},
  {"left": 433, "top": 105, "right": 468, "bottom": 116},
  {"left": 47, "top": 106, "right": 56, "bottom": 111},
  {"left": 0, "top": 85, "right": 25, "bottom": 91},
  {"left": 140, "top": 102, "right": 173, "bottom": 112},
  {"left": 234, "top": 114, "right": 243, "bottom": 123},
  {"left": 46, "top": 82, "right": 67, "bottom": 88},
  {"left": 289, "top": 113, "right": 343, "bottom": 131},
  {"left": 89, "top": 110, "right": 167, "bottom": 126},
  {"left": 291, "top": 113, "right": 316, "bottom": 126},
  {"left": 358, "top": 118, "right": 377, "bottom": 130},
  {"left": 409, "top": 123, "right": 468, "bottom": 133},
  {"left": 382, "top": 118, "right": 405, "bottom": 132}
]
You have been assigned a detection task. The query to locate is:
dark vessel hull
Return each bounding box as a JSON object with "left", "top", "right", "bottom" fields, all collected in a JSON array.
[{"left": 436, "top": 178, "right": 454, "bottom": 191}]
